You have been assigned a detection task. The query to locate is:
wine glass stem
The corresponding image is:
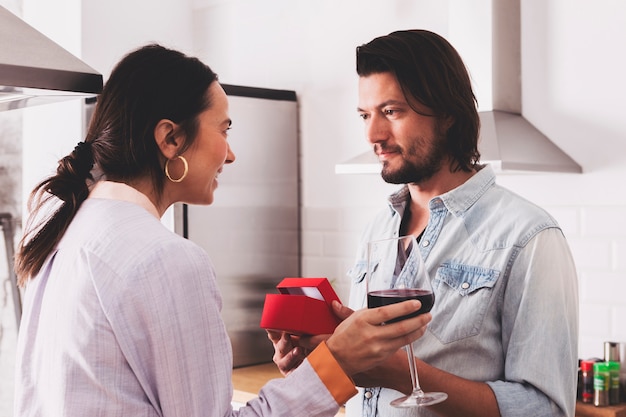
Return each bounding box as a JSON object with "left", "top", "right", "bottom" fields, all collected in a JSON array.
[{"left": 405, "top": 344, "right": 424, "bottom": 398}]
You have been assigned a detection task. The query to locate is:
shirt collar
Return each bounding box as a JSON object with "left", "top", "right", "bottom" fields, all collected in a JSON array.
[
  {"left": 88, "top": 181, "right": 160, "bottom": 219},
  {"left": 438, "top": 164, "right": 495, "bottom": 216},
  {"left": 387, "top": 164, "right": 496, "bottom": 217}
]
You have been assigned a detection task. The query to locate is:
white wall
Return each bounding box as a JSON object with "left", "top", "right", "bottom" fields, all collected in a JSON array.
[
  {"left": 6, "top": 1, "right": 625, "bottom": 389},
  {"left": 81, "top": 0, "right": 195, "bottom": 79}
]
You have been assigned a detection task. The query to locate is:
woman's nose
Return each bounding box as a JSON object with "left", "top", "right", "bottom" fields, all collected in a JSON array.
[{"left": 225, "top": 144, "right": 236, "bottom": 164}]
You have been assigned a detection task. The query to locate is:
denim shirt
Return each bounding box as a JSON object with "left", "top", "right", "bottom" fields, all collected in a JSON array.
[{"left": 345, "top": 165, "right": 579, "bottom": 417}]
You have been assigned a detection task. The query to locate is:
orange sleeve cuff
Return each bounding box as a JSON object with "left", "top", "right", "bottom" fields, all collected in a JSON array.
[{"left": 307, "top": 341, "right": 357, "bottom": 405}]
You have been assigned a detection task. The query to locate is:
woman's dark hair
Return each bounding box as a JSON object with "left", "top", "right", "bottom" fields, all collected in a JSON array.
[
  {"left": 356, "top": 29, "right": 480, "bottom": 172},
  {"left": 15, "top": 44, "right": 218, "bottom": 284}
]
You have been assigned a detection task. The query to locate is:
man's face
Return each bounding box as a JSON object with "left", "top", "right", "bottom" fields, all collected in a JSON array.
[{"left": 357, "top": 72, "right": 448, "bottom": 184}]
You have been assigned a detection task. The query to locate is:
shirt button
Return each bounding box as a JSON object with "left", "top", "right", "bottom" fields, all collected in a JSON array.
[
  {"left": 364, "top": 391, "right": 373, "bottom": 399},
  {"left": 461, "top": 282, "right": 470, "bottom": 289},
  {"left": 422, "top": 239, "right": 430, "bottom": 247}
]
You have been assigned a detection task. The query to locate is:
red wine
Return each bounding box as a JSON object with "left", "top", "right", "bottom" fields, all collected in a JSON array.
[{"left": 367, "top": 289, "right": 434, "bottom": 323}]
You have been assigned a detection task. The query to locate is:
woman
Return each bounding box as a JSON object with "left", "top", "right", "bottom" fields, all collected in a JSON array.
[{"left": 13, "top": 44, "right": 430, "bottom": 417}]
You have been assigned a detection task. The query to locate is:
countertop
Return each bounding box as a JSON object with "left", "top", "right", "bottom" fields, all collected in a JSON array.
[
  {"left": 575, "top": 401, "right": 626, "bottom": 417},
  {"left": 231, "top": 362, "right": 346, "bottom": 416}
]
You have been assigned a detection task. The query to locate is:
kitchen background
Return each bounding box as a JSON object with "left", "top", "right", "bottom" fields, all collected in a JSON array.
[{"left": 1, "top": 0, "right": 625, "bottom": 414}]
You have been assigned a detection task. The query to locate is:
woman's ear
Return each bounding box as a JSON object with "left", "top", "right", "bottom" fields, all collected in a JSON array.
[{"left": 154, "top": 119, "right": 183, "bottom": 159}]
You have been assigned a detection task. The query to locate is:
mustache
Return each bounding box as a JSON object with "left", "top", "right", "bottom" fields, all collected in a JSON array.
[{"left": 374, "top": 143, "right": 402, "bottom": 154}]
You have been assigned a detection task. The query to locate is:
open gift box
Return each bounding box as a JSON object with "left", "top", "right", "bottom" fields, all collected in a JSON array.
[{"left": 260, "top": 278, "right": 341, "bottom": 335}]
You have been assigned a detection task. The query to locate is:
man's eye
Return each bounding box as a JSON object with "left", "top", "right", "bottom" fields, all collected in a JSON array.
[
  {"left": 359, "top": 113, "right": 369, "bottom": 120},
  {"left": 384, "top": 109, "right": 396, "bottom": 116}
]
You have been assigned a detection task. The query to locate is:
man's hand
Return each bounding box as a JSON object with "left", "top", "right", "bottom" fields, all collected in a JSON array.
[
  {"left": 352, "top": 349, "right": 413, "bottom": 394},
  {"left": 327, "top": 299, "right": 430, "bottom": 376}
]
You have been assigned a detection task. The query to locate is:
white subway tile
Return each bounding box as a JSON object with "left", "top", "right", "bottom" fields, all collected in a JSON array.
[
  {"left": 581, "top": 206, "right": 626, "bottom": 237},
  {"left": 301, "top": 256, "right": 342, "bottom": 281},
  {"left": 581, "top": 271, "right": 626, "bottom": 304},
  {"left": 613, "top": 240, "right": 626, "bottom": 271},
  {"left": 611, "top": 307, "right": 626, "bottom": 340},
  {"left": 568, "top": 237, "right": 612, "bottom": 269},
  {"left": 579, "top": 338, "right": 607, "bottom": 360},
  {"left": 301, "top": 232, "right": 324, "bottom": 257},
  {"left": 301, "top": 207, "right": 340, "bottom": 231},
  {"left": 323, "top": 232, "right": 359, "bottom": 258},
  {"left": 337, "top": 206, "right": 381, "bottom": 232},
  {"left": 579, "top": 303, "right": 612, "bottom": 337}
]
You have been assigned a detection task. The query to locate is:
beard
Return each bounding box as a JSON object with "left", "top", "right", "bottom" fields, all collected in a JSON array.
[{"left": 380, "top": 126, "right": 448, "bottom": 185}]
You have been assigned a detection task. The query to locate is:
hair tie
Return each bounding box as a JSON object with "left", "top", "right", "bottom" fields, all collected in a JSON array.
[
  {"left": 72, "top": 141, "right": 94, "bottom": 176},
  {"left": 74, "top": 141, "right": 90, "bottom": 154}
]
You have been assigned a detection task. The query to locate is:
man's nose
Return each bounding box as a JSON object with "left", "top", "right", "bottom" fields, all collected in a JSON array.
[{"left": 365, "top": 115, "right": 388, "bottom": 145}]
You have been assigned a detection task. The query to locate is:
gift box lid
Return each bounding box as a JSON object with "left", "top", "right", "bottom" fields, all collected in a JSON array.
[{"left": 276, "top": 277, "right": 340, "bottom": 306}]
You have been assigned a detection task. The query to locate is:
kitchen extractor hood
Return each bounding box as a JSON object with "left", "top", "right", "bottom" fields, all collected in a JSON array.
[
  {"left": 336, "top": 0, "right": 582, "bottom": 175},
  {"left": 0, "top": 5, "right": 102, "bottom": 112}
]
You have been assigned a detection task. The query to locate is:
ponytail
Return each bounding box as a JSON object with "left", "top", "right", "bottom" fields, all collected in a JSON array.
[{"left": 15, "top": 142, "right": 94, "bottom": 285}]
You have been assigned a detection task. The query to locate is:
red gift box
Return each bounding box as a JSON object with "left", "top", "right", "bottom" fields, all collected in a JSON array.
[{"left": 260, "top": 278, "right": 341, "bottom": 335}]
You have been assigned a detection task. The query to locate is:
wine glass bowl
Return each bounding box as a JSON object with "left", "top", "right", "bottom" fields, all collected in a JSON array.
[
  {"left": 366, "top": 235, "right": 447, "bottom": 407},
  {"left": 367, "top": 288, "right": 434, "bottom": 323}
]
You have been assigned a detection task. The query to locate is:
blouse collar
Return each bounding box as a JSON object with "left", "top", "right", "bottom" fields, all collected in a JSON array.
[{"left": 89, "top": 181, "right": 160, "bottom": 219}]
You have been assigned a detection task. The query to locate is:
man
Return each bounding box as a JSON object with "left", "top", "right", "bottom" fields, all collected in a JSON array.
[{"left": 271, "top": 30, "right": 578, "bottom": 417}]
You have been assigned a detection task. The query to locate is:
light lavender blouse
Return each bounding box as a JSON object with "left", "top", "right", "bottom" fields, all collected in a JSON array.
[{"left": 15, "top": 186, "right": 341, "bottom": 416}]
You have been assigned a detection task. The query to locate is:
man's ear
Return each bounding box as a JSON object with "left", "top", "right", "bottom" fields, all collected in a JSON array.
[
  {"left": 442, "top": 115, "right": 454, "bottom": 132},
  {"left": 154, "top": 119, "right": 183, "bottom": 159}
]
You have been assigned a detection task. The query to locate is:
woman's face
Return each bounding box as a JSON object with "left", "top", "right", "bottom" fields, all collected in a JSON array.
[{"left": 178, "top": 82, "right": 235, "bottom": 205}]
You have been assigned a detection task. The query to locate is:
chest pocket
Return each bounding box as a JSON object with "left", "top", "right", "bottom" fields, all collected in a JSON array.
[{"left": 429, "top": 262, "right": 499, "bottom": 344}]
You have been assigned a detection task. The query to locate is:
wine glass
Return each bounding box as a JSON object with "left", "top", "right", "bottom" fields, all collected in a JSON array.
[{"left": 366, "top": 235, "right": 447, "bottom": 407}]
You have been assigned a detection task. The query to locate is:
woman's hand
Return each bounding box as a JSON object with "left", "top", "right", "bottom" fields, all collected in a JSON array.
[
  {"left": 267, "top": 300, "right": 356, "bottom": 375},
  {"left": 267, "top": 331, "right": 310, "bottom": 376}
]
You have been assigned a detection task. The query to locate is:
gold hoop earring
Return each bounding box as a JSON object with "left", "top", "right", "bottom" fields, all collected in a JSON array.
[{"left": 165, "top": 155, "right": 188, "bottom": 183}]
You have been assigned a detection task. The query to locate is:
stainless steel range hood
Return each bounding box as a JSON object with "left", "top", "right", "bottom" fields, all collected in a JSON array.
[
  {"left": 0, "top": 5, "right": 102, "bottom": 112},
  {"left": 336, "top": 0, "right": 582, "bottom": 175}
]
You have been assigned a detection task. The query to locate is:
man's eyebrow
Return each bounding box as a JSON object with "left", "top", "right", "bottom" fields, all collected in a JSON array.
[{"left": 357, "top": 100, "right": 407, "bottom": 112}]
